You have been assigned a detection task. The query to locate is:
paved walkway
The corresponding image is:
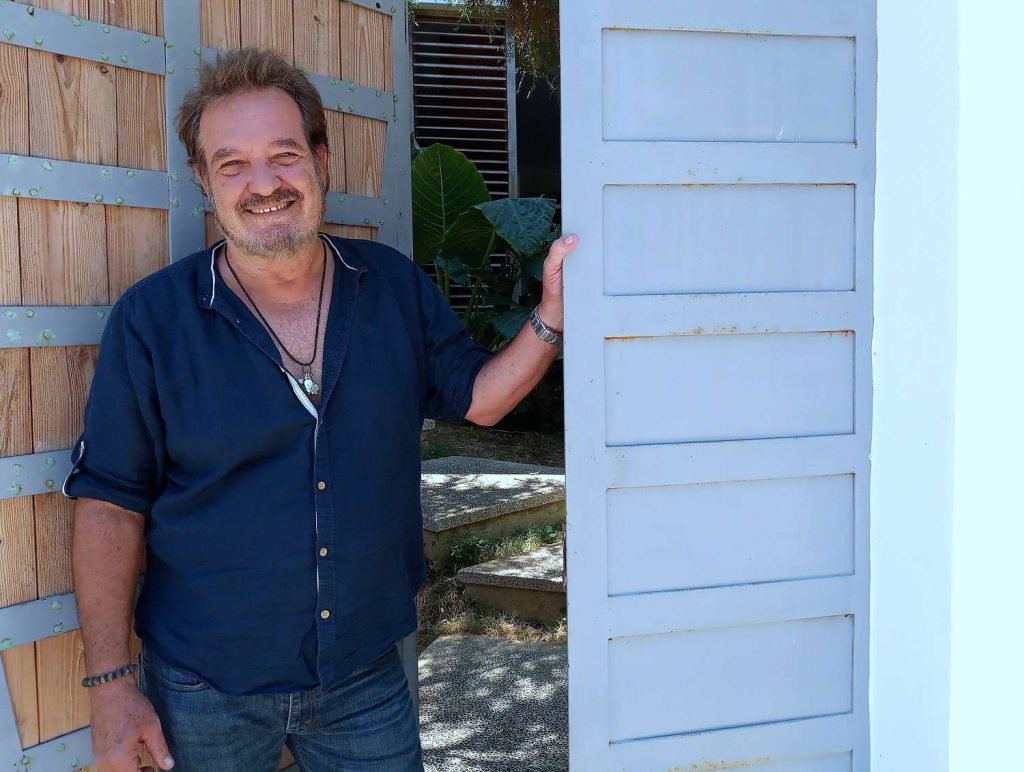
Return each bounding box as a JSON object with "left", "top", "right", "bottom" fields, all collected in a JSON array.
[
  {"left": 420, "top": 456, "right": 565, "bottom": 532},
  {"left": 419, "top": 635, "right": 568, "bottom": 772}
]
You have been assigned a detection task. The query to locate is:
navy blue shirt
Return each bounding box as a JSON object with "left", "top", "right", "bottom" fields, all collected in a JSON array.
[{"left": 63, "top": 234, "right": 491, "bottom": 695}]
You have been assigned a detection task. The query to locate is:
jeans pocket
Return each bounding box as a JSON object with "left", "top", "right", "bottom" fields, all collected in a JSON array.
[{"left": 142, "top": 648, "right": 211, "bottom": 693}]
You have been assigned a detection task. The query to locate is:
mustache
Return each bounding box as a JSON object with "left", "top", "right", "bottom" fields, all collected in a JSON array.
[{"left": 236, "top": 189, "right": 303, "bottom": 213}]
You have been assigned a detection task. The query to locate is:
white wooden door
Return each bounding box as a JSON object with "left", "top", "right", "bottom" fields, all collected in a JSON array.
[{"left": 561, "top": 2, "right": 875, "bottom": 770}]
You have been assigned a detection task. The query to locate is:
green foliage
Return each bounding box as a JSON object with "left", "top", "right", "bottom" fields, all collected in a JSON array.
[
  {"left": 411, "top": 144, "right": 490, "bottom": 270},
  {"left": 479, "top": 198, "right": 556, "bottom": 255},
  {"left": 449, "top": 535, "right": 492, "bottom": 570},
  {"left": 409, "top": 0, "right": 561, "bottom": 92},
  {"left": 421, "top": 443, "right": 458, "bottom": 461},
  {"left": 447, "top": 524, "right": 563, "bottom": 574},
  {"left": 410, "top": 143, "right": 558, "bottom": 351}
]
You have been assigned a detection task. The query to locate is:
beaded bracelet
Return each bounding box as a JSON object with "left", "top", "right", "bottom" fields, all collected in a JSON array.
[{"left": 82, "top": 662, "right": 138, "bottom": 688}]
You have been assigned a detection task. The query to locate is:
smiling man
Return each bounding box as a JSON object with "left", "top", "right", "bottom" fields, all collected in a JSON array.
[{"left": 64, "top": 49, "right": 577, "bottom": 772}]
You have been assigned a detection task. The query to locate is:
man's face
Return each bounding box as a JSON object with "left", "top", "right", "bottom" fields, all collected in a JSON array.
[{"left": 197, "top": 87, "right": 328, "bottom": 258}]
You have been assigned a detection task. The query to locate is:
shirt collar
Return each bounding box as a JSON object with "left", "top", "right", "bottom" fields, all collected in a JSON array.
[{"left": 195, "top": 232, "right": 365, "bottom": 310}]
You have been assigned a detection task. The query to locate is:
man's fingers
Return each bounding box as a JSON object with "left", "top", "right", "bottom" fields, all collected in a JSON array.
[{"left": 140, "top": 722, "right": 175, "bottom": 770}]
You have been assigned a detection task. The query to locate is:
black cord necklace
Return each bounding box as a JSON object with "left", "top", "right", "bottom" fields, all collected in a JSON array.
[{"left": 225, "top": 241, "right": 327, "bottom": 397}]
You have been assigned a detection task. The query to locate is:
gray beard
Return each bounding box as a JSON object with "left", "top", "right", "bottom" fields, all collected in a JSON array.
[{"left": 212, "top": 168, "right": 328, "bottom": 259}]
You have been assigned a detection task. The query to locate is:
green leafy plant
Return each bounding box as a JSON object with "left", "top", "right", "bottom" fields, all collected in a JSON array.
[
  {"left": 448, "top": 535, "right": 492, "bottom": 570},
  {"left": 411, "top": 142, "right": 558, "bottom": 351}
]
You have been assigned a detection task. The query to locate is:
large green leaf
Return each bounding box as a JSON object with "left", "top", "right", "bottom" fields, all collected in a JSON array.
[
  {"left": 477, "top": 198, "right": 556, "bottom": 256},
  {"left": 411, "top": 144, "right": 490, "bottom": 265},
  {"left": 520, "top": 252, "right": 547, "bottom": 282},
  {"left": 491, "top": 304, "right": 531, "bottom": 339},
  {"left": 441, "top": 207, "right": 503, "bottom": 269}
]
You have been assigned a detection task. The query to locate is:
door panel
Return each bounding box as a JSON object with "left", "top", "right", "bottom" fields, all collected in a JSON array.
[{"left": 561, "top": 0, "right": 875, "bottom": 769}]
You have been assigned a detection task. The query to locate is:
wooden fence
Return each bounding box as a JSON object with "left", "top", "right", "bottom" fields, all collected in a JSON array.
[{"left": 0, "top": 2, "right": 410, "bottom": 768}]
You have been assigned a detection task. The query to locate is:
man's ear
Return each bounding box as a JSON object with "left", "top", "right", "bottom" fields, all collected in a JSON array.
[{"left": 316, "top": 143, "right": 330, "bottom": 190}]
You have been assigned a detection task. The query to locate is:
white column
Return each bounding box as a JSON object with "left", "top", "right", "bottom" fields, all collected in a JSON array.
[
  {"left": 948, "top": 2, "right": 1024, "bottom": 767},
  {"left": 871, "top": 1, "right": 958, "bottom": 769}
]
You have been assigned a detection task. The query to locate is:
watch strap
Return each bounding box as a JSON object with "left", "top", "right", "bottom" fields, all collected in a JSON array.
[{"left": 529, "top": 307, "right": 563, "bottom": 346}]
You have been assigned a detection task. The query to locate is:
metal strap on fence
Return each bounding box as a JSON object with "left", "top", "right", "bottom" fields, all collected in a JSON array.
[{"left": 0, "top": 2, "right": 164, "bottom": 74}]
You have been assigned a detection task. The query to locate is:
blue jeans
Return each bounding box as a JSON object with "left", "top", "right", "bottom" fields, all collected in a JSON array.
[{"left": 140, "top": 644, "right": 423, "bottom": 772}]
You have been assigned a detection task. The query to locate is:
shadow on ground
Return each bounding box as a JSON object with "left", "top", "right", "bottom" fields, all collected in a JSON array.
[{"left": 419, "top": 635, "right": 568, "bottom": 772}]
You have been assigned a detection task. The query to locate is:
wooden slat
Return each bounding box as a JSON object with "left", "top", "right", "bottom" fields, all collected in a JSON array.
[
  {"left": 33, "top": 492, "right": 75, "bottom": 598},
  {"left": 240, "top": 0, "right": 295, "bottom": 62},
  {"left": 87, "top": 0, "right": 162, "bottom": 36},
  {"left": 0, "top": 350, "right": 32, "bottom": 457},
  {"left": 28, "top": 50, "right": 117, "bottom": 166},
  {"left": 202, "top": 0, "right": 242, "bottom": 51},
  {"left": 205, "top": 211, "right": 224, "bottom": 246},
  {"left": 116, "top": 69, "right": 167, "bottom": 171},
  {"left": 0, "top": 43, "right": 29, "bottom": 156},
  {"left": 18, "top": 12, "right": 114, "bottom": 760},
  {"left": 382, "top": 9, "right": 393, "bottom": 93},
  {"left": 340, "top": 3, "right": 388, "bottom": 198},
  {"left": 0, "top": 199, "right": 22, "bottom": 305},
  {"left": 0, "top": 643, "right": 40, "bottom": 748},
  {"left": 341, "top": 2, "right": 389, "bottom": 92},
  {"left": 0, "top": 499, "right": 36, "bottom": 606},
  {"left": 293, "top": 0, "right": 342, "bottom": 79},
  {"left": 0, "top": 505, "right": 36, "bottom": 752},
  {"left": 339, "top": 114, "right": 385, "bottom": 198},
  {"left": 324, "top": 109, "right": 347, "bottom": 192},
  {"left": 36, "top": 629, "right": 90, "bottom": 743},
  {"left": 321, "top": 223, "right": 377, "bottom": 240},
  {"left": 27, "top": 1, "right": 158, "bottom": 36},
  {"left": 19, "top": 200, "right": 109, "bottom": 306},
  {"left": 0, "top": 169, "right": 37, "bottom": 741},
  {"left": 27, "top": 1, "right": 90, "bottom": 17},
  {"left": 107, "top": 207, "right": 169, "bottom": 298},
  {"left": 29, "top": 347, "right": 98, "bottom": 453},
  {"left": 0, "top": 349, "right": 37, "bottom": 750}
]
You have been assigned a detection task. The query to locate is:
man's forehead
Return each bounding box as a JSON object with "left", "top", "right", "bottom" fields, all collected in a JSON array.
[{"left": 199, "top": 89, "right": 306, "bottom": 149}]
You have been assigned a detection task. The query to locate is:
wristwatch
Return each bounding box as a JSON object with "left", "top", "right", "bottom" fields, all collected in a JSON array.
[{"left": 528, "top": 306, "right": 563, "bottom": 346}]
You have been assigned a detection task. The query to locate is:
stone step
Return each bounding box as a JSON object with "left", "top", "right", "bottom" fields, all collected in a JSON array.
[
  {"left": 421, "top": 456, "right": 565, "bottom": 568},
  {"left": 419, "top": 634, "right": 568, "bottom": 772},
  {"left": 456, "top": 542, "right": 566, "bottom": 624}
]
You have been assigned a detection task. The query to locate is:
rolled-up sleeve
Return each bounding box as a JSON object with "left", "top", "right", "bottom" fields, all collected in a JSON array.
[
  {"left": 415, "top": 266, "right": 492, "bottom": 422},
  {"left": 62, "top": 296, "right": 164, "bottom": 516}
]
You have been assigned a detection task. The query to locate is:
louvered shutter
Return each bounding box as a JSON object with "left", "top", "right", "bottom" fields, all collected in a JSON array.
[{"left": 411, "top": 11, "right": 516, "bottom": 308}]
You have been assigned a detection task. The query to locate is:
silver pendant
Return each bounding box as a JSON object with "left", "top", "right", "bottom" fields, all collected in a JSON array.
[{"left": 302, "top": 374, "right": 320, "bottom": 396}]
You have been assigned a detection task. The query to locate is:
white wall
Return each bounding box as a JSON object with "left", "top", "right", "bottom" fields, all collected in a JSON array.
[
  {"left": 948, "top": 2, "right": 1024, "bottom": 768},
  {"left": 871, "top": 1, "right": 958, "bottom": 769},
  {"left": 873, "top": 1, "right": 1024, "bottom": 769}
]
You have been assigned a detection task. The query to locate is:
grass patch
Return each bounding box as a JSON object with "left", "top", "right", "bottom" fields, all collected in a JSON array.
[
  {"left": 416, "top": 524, "right": 567, "bottom": 652},
  {"left": 421, "top": 443, "right": 458, "bottom": 461}
]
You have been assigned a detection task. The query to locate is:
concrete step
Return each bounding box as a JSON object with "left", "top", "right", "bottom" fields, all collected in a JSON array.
[
  {"left": 419, "top": 635, "right": 568, "bottom": 772},
  {"left": 421, "top": 456, "right": 565, "bottom": 569},
  {"left": 457, "top": 542, "right": 566, "bottom": 624}
]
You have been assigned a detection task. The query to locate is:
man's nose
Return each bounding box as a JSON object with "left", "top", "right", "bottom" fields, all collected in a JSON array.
[{"left": 246, "top": 161, "right": 283, "bottom": 197}]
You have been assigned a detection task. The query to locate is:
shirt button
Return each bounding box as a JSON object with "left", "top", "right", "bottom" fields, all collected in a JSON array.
[
  {"left": 317, "top": 481, "right": 327, "bottom": 491},
  {"left": 320, "top": 609, "right": 331, "bottom": 619},
  {"left": 319, "top": 547, "right": 328, "bottom": 557}
]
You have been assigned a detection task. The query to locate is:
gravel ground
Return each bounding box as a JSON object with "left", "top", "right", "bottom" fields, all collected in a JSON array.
[{"left": 419, "top": 635, "right": 568, "bottom": 772}]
